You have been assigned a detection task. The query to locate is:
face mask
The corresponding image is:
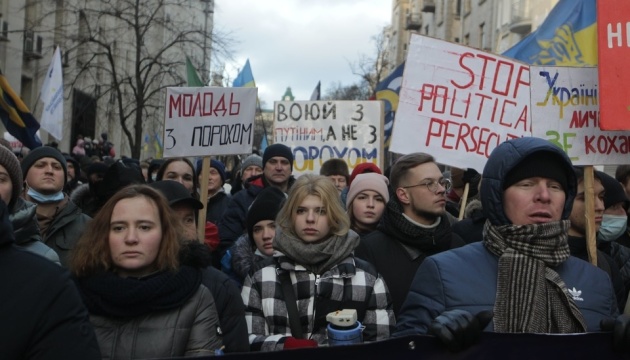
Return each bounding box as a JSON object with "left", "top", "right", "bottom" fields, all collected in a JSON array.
[
  {"left": 598, "top": 214, "right": 628, "bottom": 242},
  {"left": 27, "top": 187, "right": 64, "bottom": 204}
]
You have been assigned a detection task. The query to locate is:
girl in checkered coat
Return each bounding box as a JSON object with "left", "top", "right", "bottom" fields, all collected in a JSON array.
[{"left": 241, "top": 174, "right": 395, "bottom": 351}]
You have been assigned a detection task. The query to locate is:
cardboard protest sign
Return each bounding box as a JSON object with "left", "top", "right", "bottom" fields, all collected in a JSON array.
[
  {"left": 163, "top": 87, "right": 257, "bottom": 157},
  {"left": 531, "top": 66, "right": 630, "bottom": 165},
  {"left": 273, "top": 100, "right": 383, "bottom": 176},
  {"left": 390, "top": 34, "right": 531, "bottom": 172},
  {"left": 597, "top": 0, "right": 630, "bottom": 130}
]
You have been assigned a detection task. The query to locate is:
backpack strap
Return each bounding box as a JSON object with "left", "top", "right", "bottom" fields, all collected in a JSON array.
[{"left": 279, "top": 271, "right": 303, "bottom": 339}]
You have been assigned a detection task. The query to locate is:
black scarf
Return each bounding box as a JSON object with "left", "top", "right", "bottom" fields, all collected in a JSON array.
[
  {"left": 75, "top": 266, "right": 201, "bottom": 318},
  {"left": 378, "top": 199, "right": 452, "bottom": 253},
  {"left": 483, "top": 220, "right": 587, "bottom": 333}
]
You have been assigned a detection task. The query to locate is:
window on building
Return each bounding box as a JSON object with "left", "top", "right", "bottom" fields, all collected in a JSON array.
[
  {"left": 464, "top": 33, "right": 470, "bottom": 45},
  {"left": 479, "top": 22, "right": 486, "bottom": 49}
]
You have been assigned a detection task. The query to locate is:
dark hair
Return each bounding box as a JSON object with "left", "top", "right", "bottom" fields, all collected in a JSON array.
[
  {"left": 616, "top": 165, "right": 630, "bottom": 185},
  {"left": 156, "top": 158, "right": 200, "bottom": 200},
  {"left": 389, "top": 153, "right": 435, "bottom": 190}
]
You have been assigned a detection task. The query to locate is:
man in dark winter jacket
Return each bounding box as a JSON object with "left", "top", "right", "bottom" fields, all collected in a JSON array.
[
  {"left": 21, "top": 146, "right": 91, "bottom": 266},
  {"left": 149, "top": 180, "right": 250, "bottom": 353},
  {"left": 218, "top": 144, "right": 296, "bottom": 261},
  {"left": 395, "top": 137, "right": 620, "bottom": 352},
  {"left": 0, "top": 199, "right": 101, "bottom": 358},
  {"left": 355, "top": 152, "right": 464, "bottom": 316}
]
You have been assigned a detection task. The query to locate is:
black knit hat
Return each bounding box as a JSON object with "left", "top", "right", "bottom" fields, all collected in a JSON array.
[
  {"left": 97, "top": 161, "right": 146, "bottom": 204},
  {"left": 263, "top": 144, "right": 293, "bottom": 170},
  {"left": 21, "top": 146, "right": 67, "bottom": 184},
  {"left": 597, "top": 171, "right": 630, "bottom": 210},
  {"left": 246, "top": 186, "right": 286, "bottom": 242},
  {"left": 149, "top": 180, "right": 203, "bottom": 210},
  {"left": 0, "top": 145, "right": 22, "bottom": 209},
  {"left": 503, "top": 151, "right": 569, "bottom": 192}
]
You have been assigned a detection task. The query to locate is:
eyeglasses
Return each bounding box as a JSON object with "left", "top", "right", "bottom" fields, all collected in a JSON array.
[{"left": 401, "top": 178, "right": 452, "bottom": 194}]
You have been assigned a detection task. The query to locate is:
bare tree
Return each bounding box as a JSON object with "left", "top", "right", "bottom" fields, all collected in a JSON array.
[
  {"left": 322, "top": 81, "right": 370, "bottom": 101},
  {"left": 350, "top": 31, "right": 391, "bottom": 99},
  {"left": 28, "top": 0, "right": 233, "bottom": 158}
]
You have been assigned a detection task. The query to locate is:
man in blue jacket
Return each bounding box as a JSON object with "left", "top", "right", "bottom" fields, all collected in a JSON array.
[{"left": 395, "top": 137, "right": 622, "bottom": 351}]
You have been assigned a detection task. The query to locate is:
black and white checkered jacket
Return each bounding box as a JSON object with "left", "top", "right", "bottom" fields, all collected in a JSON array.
[{"left": 241, "top": 254, "right": 395, "bottom": 351}]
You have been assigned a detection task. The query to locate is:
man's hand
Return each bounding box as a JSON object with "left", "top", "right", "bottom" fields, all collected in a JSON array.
[{"left": 429, "top": 309, "right": 493, "bottom": 352}]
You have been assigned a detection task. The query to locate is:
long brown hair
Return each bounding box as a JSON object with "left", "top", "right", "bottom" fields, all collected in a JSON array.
[{"left": 70, "top": 185, "right": 182, "bottom": 277}]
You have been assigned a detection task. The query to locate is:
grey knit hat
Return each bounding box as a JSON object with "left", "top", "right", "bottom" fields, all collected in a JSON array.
[
  {"left": 0, "top": 145, "right": 23, "bottom": 209},
  {"left": 241, "top": 154, "right": 262, "bottom": 171}
]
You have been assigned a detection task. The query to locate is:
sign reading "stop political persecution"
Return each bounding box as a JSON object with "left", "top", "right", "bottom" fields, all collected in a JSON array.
[
  {"left": 390, "top": 34, "right": 531, "bottom": 172},
  {"left": 531, "top": 66, "right": 630, "bottom": 165},
  {"left": 163, "top": 87, "right": 257, "bottom": 158},
  {"left": 273, "top": 100, "right": 384, "bottom": 176}
]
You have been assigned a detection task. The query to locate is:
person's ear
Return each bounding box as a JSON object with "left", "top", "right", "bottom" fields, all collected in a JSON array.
[{"left": 396, "top": 187, "right": 410, "bottom": 205}]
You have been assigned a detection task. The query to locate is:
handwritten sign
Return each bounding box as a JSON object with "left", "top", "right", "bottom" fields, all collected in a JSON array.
[
  {"left": 531, "top": 66, "right": 630, "bottom": 165},
  {"left": 390, "top": 34, "right": 531, "bottom": 172},
  {"left": 273, "top": 101, "right": 383, "bottom": 176},
  {"left": 163, "top": 87, "right": 257, "bottom": 157},
  {"left": 597, "top": 0, "right": 630, "bottom": 130}
]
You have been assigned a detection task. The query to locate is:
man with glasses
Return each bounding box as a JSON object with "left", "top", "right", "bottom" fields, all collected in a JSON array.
[{"left": 355, "top": 153, "right": 464, "bottom": 316}]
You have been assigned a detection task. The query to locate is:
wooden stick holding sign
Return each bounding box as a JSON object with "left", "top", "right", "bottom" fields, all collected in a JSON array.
[
  {"left": 197, "top": 157, "right": 210, "bottom": 243},
  {"left": 458, "top": 183, "right": 469, "bottom": 220},
  {"left": 583, "top": 166, "right": 597, "bottom": 266}
]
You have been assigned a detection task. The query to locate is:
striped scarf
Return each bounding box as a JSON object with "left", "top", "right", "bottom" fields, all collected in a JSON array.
[{"left": 483, "top": 220, "right": 587, "bottom": 333}]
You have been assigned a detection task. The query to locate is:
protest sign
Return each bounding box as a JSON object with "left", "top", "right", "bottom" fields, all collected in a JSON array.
[
  {"left": 531, "top": 66, "right": 630, "bottom": 165},
  {"left": 597, "top": 0, "right": 630, "bottom": 130},
  {"left": 273, "top": 100, "right": 383, "bottom": 176},
  {"left": 390, "top": 34, "right": 531, "bottom": 172},
  {"left": 163, "top": 87, "right": 257, "bottom": 158}
]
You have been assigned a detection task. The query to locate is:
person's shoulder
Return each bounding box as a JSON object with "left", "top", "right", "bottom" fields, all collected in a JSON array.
[
  {"left": 428, "top": 242, "right": 488, "bottom": 264},
  {"left": 0, "top": 245, "right": 70, "bottom": 286}
]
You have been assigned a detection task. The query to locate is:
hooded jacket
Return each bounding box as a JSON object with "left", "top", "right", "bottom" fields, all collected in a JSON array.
[
  {"left": 10, "top": 197, "right": 60, "bottom": 264},
  {"left": 395, "top": 138, "right": 618, "bottom": 336},
  {"left": 0, "top": 200, "right": 100, "bottom": 358}
]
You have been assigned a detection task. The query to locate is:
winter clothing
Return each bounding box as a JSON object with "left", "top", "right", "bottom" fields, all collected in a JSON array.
[
  {"left": 346, "top": 173, "right": 390, "bottom": 208},
  {"left": 0, "top": 145, "right": 22, "bottom": 209},
  {"left": 320, "top": 158, "right": 349, "bottom": 179},
  {"left": 196, "top": 159, "right": 227, "bottom": 185},
  {"left": 242, "top": 230, "right": 395, "bottom": 351},
  {"left": 10, "top": 197, "right": 60, "bottom": 264},
  {"left": 70, "top": 183, "right": 100, "bottom": 217},
  {"left": 206, "top": 189, "right": 231, "bottom": 225},
  {"left": 97, "top": 160, "right": 145, "bottom": 206},
  {"left": 451, "top": 199, "right": 485, "bottom": 244},
  {"left": 241, "top": 154, "right": 263, "bottom": 174},
  {"left": 262, "top": 143, "right": 293, "bottom": 170},
  {"left": 599, "top": 171, "right": 630, "bottom": 209},
  {"left": 246, "top": 186, "right": 285, "bottom": 241},
  {"left": 21, "top": 146, "right": 68, "bottom": 183},
  {"left": 222, "top": 235, "right": 275, "bottom": 286},
  {"left": 355, "top": 198, "right": 464, "bottom": 315},
  {"left": 0, "top": 200, "right": 100, "bottom": 358},
  {"left": 395, "top": 137, "right": 617, "bottom": 336},
  {"left": 149, "top": 180, "right": 204, "bottom": 210},
  {"left": 503, "top": 151, "right": 569, "bottom": 192},
  {"left": 349, "top": 163, "right": 382, "bottom": 185}
]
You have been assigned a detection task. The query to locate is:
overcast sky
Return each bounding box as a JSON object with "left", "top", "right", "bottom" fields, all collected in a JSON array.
[{"left": 213, "top": 0, "right": 392, "bottom": 110}]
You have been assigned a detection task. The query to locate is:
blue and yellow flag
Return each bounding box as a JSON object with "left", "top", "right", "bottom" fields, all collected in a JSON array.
[
  {"left": 232, "top": 59, "right": 256, "bottom": 88},
  {"left": 502, "top": 0, "right": 596, "bottom": 66},
  {"left": 0, "top": 70, "right": 41, "bottom": 149},
  {"left": 374, "top": 62, "right": 405, "bottom": 151}
]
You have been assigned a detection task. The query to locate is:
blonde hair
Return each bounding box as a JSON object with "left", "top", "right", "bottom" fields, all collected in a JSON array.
[
  {"left": 276, "top": 174, "right": 350, "bottom": 238},
  {"left": 70, "top": 185, "right": 182, "bottom": 277}
]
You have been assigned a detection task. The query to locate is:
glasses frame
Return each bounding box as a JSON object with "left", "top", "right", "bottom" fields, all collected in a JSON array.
[{"left": 401, "top": 178, "right": 452, "bottom": 194}]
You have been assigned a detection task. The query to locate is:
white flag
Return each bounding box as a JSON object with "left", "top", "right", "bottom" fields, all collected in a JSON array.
[{"left": 40, "top": 46, "right": 63, "bottom": 140}]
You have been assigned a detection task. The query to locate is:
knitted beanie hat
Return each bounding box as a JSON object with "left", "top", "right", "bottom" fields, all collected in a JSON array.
[
  {"left": 597, "top": 171, "right": 630, "bottom": 210},
  {"left": 195, "top": 159, "right": 227, "bottom": 185},
  {"left": 320, "top": 158, "right": 350, "bottom": 180},
  {"left": 241, "top": 154, "right": 263, "bottom": 171},
  {"left": 246, "top": 186, "right": 286, "bottom": 242},
  {"left": 349, "top": 163, "right": 382, "bottom": 186},
  {"left": 346, "top": 173, "right": 390, "bottom": 208},
  {"left": 503, "top": 151, "right": 569, "bottom": 193},
  {"left": 262, "top": 144, "right": 293, "bottom": 170},
  {"left": 0, "top": 145, "right": 23, "bottom": 209},
  {"left": 21, "top": 146, "right": 67, "bottom": 184}
]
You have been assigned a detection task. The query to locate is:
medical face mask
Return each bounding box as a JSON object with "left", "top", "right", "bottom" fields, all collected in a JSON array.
[
  {"left": 27, "top": 187, "right": 64, "bottom": 204},
  {"left": 598, "top": 214, "right": 628, "bottom": 242}
]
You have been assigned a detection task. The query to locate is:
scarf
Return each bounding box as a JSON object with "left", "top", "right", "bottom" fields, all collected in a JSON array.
[
  {"left": 75, "top": 266, "right": 201, "bottom": 318},
  {"left": 483, "top": 220, "right": 587, "bottom": 333},
  {"left": 273, "top": 228, "right": 360, "bottom": 275},
  {"left": 379, "top": 199, "right": 452, "bottom": 253}
]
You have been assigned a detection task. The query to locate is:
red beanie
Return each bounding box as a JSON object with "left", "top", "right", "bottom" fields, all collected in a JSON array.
[{"left": 349, "top": 163, "right": 382, "bottom": 185}]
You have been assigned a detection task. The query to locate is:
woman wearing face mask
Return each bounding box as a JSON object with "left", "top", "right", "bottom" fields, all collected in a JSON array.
[
  {"left": 241, "top": 174, "right": 395, "bottom": 351},
  {"left": 596, "top": 171, "right": 630, "bottom": 298}
]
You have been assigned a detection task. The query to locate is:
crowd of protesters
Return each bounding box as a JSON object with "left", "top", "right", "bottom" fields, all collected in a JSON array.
[{"left": 2, "top": 135, "right": 630, "bottom": 358}]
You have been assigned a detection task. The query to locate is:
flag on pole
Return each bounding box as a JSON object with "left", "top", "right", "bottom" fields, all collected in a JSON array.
[
  {"left": 310, "top": 81, "right": 321, "bottom": 101},
  {"left": 39, "top": 46, "right": 64, "bottom": 140},
  {"left": 373, "top": 62, "right": 405, "bottom": 151},
  {"left": 0, "top": 70, "right": 41, "bottom": 149},
  {"left": 186, "top": 56, "right": 204, "bottom": 87},
  {"left": 232, "top": 59, "right": 256, "bottom": 88},
  {"left": 502, "top": 0, "right": 596, "bottom": 66}
]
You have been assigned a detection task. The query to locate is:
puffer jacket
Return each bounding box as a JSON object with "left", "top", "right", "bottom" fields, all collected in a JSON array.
[
  {"left": 10, "top": 197, "right": 60, "bottom": 264},
  {"left": 242, "top": 255, "right": 395, "bottom": 351},
  {"left": 395, "top": 242, "right": 618, "bottom": 335},
  {"left": 91, "top": 285, "right": 222, "bottom": 359},
  {"left": 41, "top": 198, "right": 92, "bottom": 267},
  {"left": 221, "top": 235, "right": 274, "bottom": 287}
]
